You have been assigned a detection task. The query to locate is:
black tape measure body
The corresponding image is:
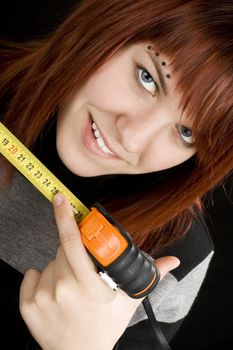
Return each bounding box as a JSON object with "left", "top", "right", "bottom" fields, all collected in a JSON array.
[{"left": 93, "top": 203, "right": 160, "bottom": 298}]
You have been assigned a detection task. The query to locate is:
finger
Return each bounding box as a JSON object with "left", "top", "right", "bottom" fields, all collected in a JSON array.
[
  {"left": 154, "top": 256, "right": 180, "bottom": 281},
  {"left": 118, "top": 256, "right": 180, "bottom": 304},
  {"left": 34, "top": 260, "right": 56, "bottom": 297},
  {"left": 53, "top": 193, "right": 96, "bottom": 282},
  {"left": 20, "top": 269, "right": 41, "bottom": 302},
  {"left": 54, "top": 246, "right": 75, "bottom": 279}
]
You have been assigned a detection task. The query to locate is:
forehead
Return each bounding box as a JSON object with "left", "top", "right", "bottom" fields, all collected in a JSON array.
[{"left": 128, "top": 41, "right": 172, "bottom": 64}]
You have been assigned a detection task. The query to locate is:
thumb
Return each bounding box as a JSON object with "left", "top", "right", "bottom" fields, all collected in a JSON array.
[{"left": 154, "top": 256, "right": 180, "bottom": 281}]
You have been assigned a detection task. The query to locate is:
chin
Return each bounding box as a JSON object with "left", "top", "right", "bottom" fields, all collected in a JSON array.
[{"left": 58, "top": 155, "right": 108, "bottom": 177}]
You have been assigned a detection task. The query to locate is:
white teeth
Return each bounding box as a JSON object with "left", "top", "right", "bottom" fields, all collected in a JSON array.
[
  {"left": 102, "top": 145, "right": 112, "bottom": 154},
  {"left": 91, "top": 121, "right": 114, "bottom": 155},
  {"left": 94, "top": 129, "right": 100, "bottom": 138},
  {"left": 96, "top": 137, "right": 105, "bottom": 148},
  {"left": 92, "top": 122, "right": 98, "bottom": 131}
]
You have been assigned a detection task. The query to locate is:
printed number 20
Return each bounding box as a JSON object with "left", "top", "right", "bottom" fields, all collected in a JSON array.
[{"left": 8, "top": 144, "right": 18, "bottom": 154}]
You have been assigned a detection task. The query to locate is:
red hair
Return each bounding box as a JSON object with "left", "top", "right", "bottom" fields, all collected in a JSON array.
[{"left": 0, "top": 0, "right": 233, "bottom": 256}]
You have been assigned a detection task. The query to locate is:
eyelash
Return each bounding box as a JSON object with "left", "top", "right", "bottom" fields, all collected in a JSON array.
[
  {"left": 133, "top": 63, "right": 195, "bottom": 149},
  {"left": 176, "top": 125, "right": 195, "bottom": 149},
  {"left": 134, "top": 63, "right": 159, "bottom": 96}
]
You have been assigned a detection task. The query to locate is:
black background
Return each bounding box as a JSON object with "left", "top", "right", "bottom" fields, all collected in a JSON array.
[{"left": 0, "top": 1, "right": 233, "bottom": 349}]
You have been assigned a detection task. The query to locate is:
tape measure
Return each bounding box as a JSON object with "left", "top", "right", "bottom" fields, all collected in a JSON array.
[
  {"left": 0, "top": 122, "right": 89, "bottom": 222},
  {"left": 0, "top": 122, "right": 160, "bottom": 298}
]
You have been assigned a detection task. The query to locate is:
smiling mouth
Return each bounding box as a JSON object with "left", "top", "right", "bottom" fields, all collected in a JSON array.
[
  {"left": 91, "top": 120, "right": 115, "bottom": 155},
  {"left": 82, "top": 112, "right": 121, "bottom": 161}
]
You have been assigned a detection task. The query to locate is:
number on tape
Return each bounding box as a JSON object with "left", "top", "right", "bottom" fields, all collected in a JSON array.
[{"left": 0, "top": 122, "right": 90, "bottom": 223}]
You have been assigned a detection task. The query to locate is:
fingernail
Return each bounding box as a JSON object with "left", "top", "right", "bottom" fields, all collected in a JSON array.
[
  {"left": 174, "top": 258, "right": 180, "bottom": 268},
  {"left": 53, "top": 193, "right": 64, "bottom": 206}
]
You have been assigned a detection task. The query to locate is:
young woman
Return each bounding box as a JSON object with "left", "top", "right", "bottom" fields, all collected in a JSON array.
[{"left": 0, "top": 0, "right": 232, "bottom": 349}]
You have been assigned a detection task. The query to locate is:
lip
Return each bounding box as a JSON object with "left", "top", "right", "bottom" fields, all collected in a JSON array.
[{"left": 82, "top": 113, "right": 121, "bottom": 160}]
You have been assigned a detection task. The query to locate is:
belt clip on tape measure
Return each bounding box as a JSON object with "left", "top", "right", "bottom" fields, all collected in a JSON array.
[{"left": 0, "top": 122, "right": 160, "bottom": 298}]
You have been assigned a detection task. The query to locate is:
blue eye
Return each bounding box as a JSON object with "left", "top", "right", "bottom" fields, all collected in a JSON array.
[
  {"left": 136, "top": 65, "right": 158, "bottom": 95},
  {"left": 177, "top": 125, "right": 195, "bottom": 148}
]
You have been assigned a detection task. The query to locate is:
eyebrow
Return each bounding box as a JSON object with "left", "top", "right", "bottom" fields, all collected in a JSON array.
[{"left": 146, "top": 51, "right": 169, "bottom": 96}]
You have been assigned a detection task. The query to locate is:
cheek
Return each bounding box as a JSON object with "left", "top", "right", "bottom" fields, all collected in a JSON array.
[
  {"left": 144, "top": 143, "right": 195, "bottom": 172},
  {"left": 163, "top": 152, "right": 194, "bottom": 170},
  {"left": 81, "top": 68, "right": 128, "bottom": 111}
]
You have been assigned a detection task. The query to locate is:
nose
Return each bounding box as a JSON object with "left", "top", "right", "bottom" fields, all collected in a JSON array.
[{"left": 116, "top": 108, "right": 169, "bottom": 154}]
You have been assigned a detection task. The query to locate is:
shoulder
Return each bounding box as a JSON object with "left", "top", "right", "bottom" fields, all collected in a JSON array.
[
  {"left": 127, "top": 213, "right": 214, "bottom": 330},
  {"left": 159, "top": 212, "right": 214, "bottom": 281}
]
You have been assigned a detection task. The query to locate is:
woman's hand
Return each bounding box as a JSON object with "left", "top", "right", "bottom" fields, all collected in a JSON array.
[{"left": 19, "top": 193, "right": 180, "bottom": 350}]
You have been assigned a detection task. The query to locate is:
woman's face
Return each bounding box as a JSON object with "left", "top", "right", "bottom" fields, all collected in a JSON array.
[{"left": 56, "top": 41, "right": 196, "bottom": 176}]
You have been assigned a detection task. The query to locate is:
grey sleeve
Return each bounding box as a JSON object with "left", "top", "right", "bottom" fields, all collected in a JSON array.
[{"left": 129, "top": 251, "right": 214, "bottom": 326}]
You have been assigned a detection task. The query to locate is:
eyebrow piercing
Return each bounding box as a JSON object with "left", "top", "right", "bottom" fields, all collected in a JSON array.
[
  {"left": 147, "top": 45, "right": 159, "bottom": 56},
  {"left": 146, "top": 45, "right": 171, "bottom": 79}
]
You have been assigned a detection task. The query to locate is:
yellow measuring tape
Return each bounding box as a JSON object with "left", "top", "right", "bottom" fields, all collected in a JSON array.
[{"left": 0, "top": 122, "right": 90, "bottom": 223}]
